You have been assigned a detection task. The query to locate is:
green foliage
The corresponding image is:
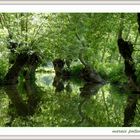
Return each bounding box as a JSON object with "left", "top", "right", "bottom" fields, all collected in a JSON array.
[
  {"left": 107, "top": 63, "right": 127, "bottom": 83},
  {"left": 0, "top": 13, "right": 140, "bottom": 127},
  {"left": 0, "top": 81, "right": 132, "bottom": 127},
  {"left": 0, "top": 50, "right": 9, "bottom": 80},
  {"left": 0, "top": 13, "right": 139, "bottom": 76},
  {"left": 97, "top": 63, "right": 127, "bottom": 83},
  {"left": 136, "top": 63, "right": 140, "bottom": 83},
  {"left": 68, "top": 64, "right": 84, "bottom": 84},
  {"left": 0, "top": 88, "right": 10, "bottom": 126},
  {"left": 71, "top": 64, "right": 83, "bottom": 76}
]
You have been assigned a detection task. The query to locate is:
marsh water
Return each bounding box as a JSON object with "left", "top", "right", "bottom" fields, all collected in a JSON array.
[{"left": 0, "top": 70, "right": 140, "bottom": 127}]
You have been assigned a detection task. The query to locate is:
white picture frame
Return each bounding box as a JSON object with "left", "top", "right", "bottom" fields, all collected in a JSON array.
[{"left": 0, "top": 2, "right": 140, "bottom": 139}]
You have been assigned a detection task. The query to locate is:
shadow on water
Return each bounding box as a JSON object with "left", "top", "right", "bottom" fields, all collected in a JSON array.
[{"left": 3, "top": 80, "right": 41, "bottom": 126}]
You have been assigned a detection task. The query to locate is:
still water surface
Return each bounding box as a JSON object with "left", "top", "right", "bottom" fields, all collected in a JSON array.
[{"left": 0, "top": 71, "right": 139, "bottom": 127}]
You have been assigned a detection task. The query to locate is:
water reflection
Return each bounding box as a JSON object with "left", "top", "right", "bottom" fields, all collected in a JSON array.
[
  {"left": 123, "top": 91, "right": 140, "bottom": 127},
  {"left": 53, "top": 75, "right": 65, "bottom": 92},
  {"left": 80, "top": 83, "right": 104, "bottom": 98},
  {"left": 5, "top": 85, "right": 29, "bottom": 116},
  {"left": 52, "top": 74, "right": 72, "bottom": 93},
  {"left": 0, "top": 72, "right": 140, "bottom": 127},
  {"left": 4, "top": 80, "right": 41, "bottom": 126}
]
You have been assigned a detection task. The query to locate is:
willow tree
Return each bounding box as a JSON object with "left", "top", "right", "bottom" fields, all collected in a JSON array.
[
  {"left": 42, "top": 13, "right": 121, "bottom": 82},
  {"left": 0, "top": 13, "right": 51, "bottom": 84},
  {"left": 0, "top": 13, "right": 139, "bottom": 84}
]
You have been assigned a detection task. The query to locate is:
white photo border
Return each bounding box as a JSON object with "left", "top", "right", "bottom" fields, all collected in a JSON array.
[{"left": 0, "top": 3, "right": 140, "bottom": 140}]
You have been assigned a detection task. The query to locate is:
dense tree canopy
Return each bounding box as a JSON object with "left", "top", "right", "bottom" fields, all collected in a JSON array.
[
  {"left": 0, "top": 13, "right": 140, "bottom": 127},
  {"left": 0, "top": 13, "right": 139, "bottom": 79}
]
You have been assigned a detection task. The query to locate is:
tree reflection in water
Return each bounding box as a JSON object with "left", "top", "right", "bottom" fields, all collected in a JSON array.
[
  {"left": 4, "top": 80, "right": 41, "bottom": 126},
  {"left": 1, "top": 73, "right": 140, "bottom": 127},
  {"left": 52, "top": 75, "right": 65, "bottom": 92},
  {"left": 123, "top": 91, "right": 140, "bottom": 127},
  {"left": 51, "top": 73, "right": 140, "bottom": 127},
  {"left": 52, "top": 74, "right": 72, "bottom": 93},
  {"left": 80, "top": 82, "right": 104, "bottom": 98}
]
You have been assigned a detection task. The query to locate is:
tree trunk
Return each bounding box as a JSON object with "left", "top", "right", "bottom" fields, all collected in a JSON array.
[
  {"left": 3, "top": 52, "right": 39, "bottom": 85},
  {"left": 21, "top": 53, "right": 40, "bottom": 81},
  {"left": 24, "top": 63, "right": 38, "bottom": 81},
  {"left": 117, "top": 15, "right": 139, "bottom": 91},
  {"left": 53, "top": 59, "right": 65, "bottom": 76},
  {"left": 4, "top": 53, "right": 28, "bottom": 85},
  {"left": 117, "top": 37, "right": 139, "bottom": 91},
  {"left": 79, "top": 49, "right": 104, "bottom": 83},
  {"left": 137, "top": 13, "right": 140, "bottom": 33}
]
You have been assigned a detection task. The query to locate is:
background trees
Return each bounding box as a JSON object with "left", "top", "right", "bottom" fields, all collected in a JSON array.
[
  {"left": 0, "top": 13, "right": 140, "bottom": 127},
  {"left": 0, "top": 13, "right": 139, "bottom": 84}
]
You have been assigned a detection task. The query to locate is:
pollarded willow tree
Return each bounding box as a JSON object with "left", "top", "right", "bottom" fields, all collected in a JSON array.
[
  {"left": 45, "top": 13, "right": 139, "bottom": 83},
  {"left": 117, "top": 13, "right": 140, "bottom": 92},
  {"left": 0, "top": 13, "right": 139, "bottom": 85},
  {"left": 0, "top": 13, "right": 52, "bottom": 84}
]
